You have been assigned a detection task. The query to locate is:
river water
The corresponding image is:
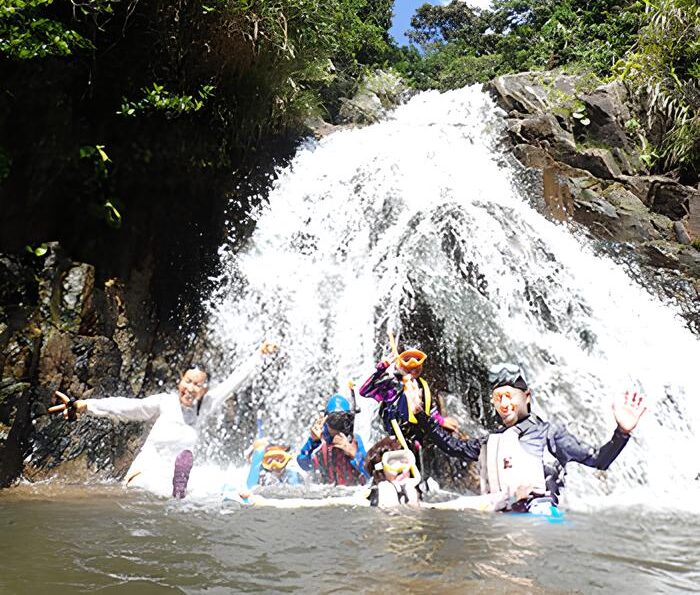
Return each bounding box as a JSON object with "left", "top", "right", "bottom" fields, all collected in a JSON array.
[{"left": 1, "top": 485, "right": 698, "bottom": 594}]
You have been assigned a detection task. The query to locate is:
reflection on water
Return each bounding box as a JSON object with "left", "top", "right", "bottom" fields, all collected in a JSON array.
[{"left": 1, "top": 485, "right": 698, "bottom": 594}]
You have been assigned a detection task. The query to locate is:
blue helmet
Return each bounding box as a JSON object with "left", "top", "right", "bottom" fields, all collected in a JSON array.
[{"left": 325, "top": 394, "right": 351, "bottom": 413}]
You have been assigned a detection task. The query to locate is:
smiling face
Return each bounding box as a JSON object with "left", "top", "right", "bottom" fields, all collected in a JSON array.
[
  {"left": 178, "top": 368, "right": 209, "bottom": 408},
  {"left": 491, "top": 385, "right": 531, "bottom": 427}
]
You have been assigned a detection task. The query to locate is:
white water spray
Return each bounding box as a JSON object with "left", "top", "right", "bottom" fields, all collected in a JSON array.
[{"left": 202, "top": 86, "right": 700, "bottom": 510}]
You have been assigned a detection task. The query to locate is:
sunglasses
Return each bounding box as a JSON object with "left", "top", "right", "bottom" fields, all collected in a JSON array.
[{"left": 491, "top": 389, "right": 518, "bottom": 405}]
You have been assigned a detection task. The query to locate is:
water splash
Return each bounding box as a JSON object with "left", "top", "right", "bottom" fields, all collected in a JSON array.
[{"left": 202, "top": 86, "right": 700, "bottom": 509}]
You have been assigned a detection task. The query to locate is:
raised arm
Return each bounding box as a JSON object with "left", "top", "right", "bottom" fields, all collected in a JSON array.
[
  {"left": 548, "top": 423, "right": 630, "bottom": 470},
  {"left": 297, "top": 413, "right": 324, "bottom": 471},
  {"left": 415, "top": 410, "right": 483, "bottom": 461},
  {"left": 548, "top": 391, "right": 645, "bottom": 470},
  {"left": 358, "top": 360, "right": 400, "bottom": 403},
  {"left": 202, "top": 342, "right": 277, "bottom": 414}
]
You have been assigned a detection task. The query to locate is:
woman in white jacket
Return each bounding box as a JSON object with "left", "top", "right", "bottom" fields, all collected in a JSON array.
[{"left": 51, "top": 342, "right": 276, "bottom": 498}]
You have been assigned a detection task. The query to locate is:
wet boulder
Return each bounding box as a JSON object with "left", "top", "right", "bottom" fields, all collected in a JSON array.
[
  {"left": 565, "top": 147, "right": 623, "bottom": 180},
  {"left": 647, "top": 178, "right": 696, "bottom": 220},
  {"left": 487, "top": 72, "right": 583, "bottom": 117},
  {"left": 576, "top": 81, "right": 632, "bottom": 150}
]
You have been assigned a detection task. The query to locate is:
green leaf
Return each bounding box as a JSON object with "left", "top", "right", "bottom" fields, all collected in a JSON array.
[
  {"left": 104, "top": 200, "right": 122, "bottom": 228},
  {"left": 96, "top": 145, "right": 110, "bottom": 162},
  {"left": 25, "top": 243, "right": 48, "bottom": 257}
]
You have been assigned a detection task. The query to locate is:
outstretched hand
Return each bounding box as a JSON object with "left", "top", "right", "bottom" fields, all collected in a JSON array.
[
  {"left": 251, "top": 436, "right": 269, "bottom": 451},
  {"left": 441, "top": 416, "right": 460, "bottom": 432},
  {"left": 613, "top": 391, "right": 647, "bottom": 434},
  {"left": 260, "top": 340, "right": 278, "bottom": 356},
  {"left": 332, "top": 433, "right": 357, "bottom": 458},
  {"left": 47, "top": 391, "right": 86, "bottom": 420},
  {"left": 310, "top": 414, "right": 326, "bottom": 441}
]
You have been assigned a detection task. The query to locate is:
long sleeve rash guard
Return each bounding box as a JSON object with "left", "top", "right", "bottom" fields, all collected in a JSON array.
[
  {"left": 415, "top": 411, "right": 630, "bottom": 470},
  {"left": 83, "top": 349, "right": 267, "bottom": 495},
  {"left": 297, "top": 433, "right": 370, "bottom": 480}
]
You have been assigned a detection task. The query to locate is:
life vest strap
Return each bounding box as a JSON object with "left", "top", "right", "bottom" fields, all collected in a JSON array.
[{"left": 406, "top": 377, "right": 431, "bottom": 424}]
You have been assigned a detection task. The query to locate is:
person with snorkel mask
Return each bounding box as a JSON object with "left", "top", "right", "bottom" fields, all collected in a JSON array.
[
  {"left": 364, "top": 437, "right": 422, "bottom": 507},
  {"left": 359, "top": 341, "right": 460, "bottom": 465},
  {"left": 406, "top": 362, "right": 646, "bottom": 513},
  {"left": 297, "top": 394, "right": 370, "bottom": 486},
  {"left": 49, "top": 341, "right": 278, "bottom": 499},
  {"left": 244, "top": 439, "right": 302, "bottom": 487}
]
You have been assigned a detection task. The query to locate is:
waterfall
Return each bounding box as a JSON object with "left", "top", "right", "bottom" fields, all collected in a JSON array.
[{"left": 202, "top": 86, "right": 700, "bottom": 510}]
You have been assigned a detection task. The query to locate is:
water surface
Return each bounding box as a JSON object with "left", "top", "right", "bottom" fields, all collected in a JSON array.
[{"left": 2, "top": 485, "right": 698, "bottom": 594}]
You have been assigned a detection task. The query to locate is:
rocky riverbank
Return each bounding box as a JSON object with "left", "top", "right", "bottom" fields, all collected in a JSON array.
[
  {"left": 486, "top": 71, "right": 700, "bottom": 333},
  {"left": 0, "top": 244, "right": 200, "bottom": 487}
]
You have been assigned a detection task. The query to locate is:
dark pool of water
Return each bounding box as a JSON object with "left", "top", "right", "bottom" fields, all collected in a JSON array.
[{"left": 1, "top": 485, "right": 698, "bottom": 594}]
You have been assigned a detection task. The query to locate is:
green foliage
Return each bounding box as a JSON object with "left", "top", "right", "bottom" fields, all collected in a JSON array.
[
  {"left": 0, "top": 0, "right": 118, "bottom": 59},
  {"left": 25, "top": 243, "right": 48, "bottom": 257},
  {"left": 618, "top": 0, "right": 700, "bottom": 174},
  {"left": 401, "top": 42, "right": 501, "bottom": 90},
  {"left": 103, "top": 200, "right": 122, "bottom": 229},
  {"left": 77, "top": 145, "right": 121, "bottom": 228},
  {"left": 403, "top": 0, "right": 644, "bottom": 90},
  {"left": 118, "top": 84, "right": 216, "bottom": 118},
  {"left": 408, "top": 2, "right": 495, "bottom": 53},
  {"left": 0, "top": 0, "right": 398, "bottom": 304}
]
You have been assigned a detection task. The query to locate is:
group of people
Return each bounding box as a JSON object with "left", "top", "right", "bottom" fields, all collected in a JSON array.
[{"left": 51, "top": 339, "right": 646, "bottom": 513}]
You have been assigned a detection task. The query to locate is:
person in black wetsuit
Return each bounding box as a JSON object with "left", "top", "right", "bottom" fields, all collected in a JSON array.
[{"left": 406, "top": 363, "right": 647, "bottom": 512}]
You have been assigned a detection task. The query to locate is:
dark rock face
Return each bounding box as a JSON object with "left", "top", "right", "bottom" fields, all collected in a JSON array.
[
  {"left": 578, "top": 82, "right": 632, "bottom": 150},
  {"left": 486, "top": 71, "right": 700, "bottom": 332},
  {"left": 0, "top": 243, "right": 193, "bottom": 488},
  {"left": 648, "top": 179, "right": 696, "bottom": 220}
]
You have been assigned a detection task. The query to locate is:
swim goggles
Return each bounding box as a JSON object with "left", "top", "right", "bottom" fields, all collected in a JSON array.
[
  {"left": 261, "top": 446, "right": 293, "bottom": 471},
  {"left": 374, "top": 449, "right": 416, "bottom": 476},
  {"left": 488, "top": 362, "right": 528, "bottom": 391},
  {"left": 397, "top": 349, "right": 427, "bottom": 371}
]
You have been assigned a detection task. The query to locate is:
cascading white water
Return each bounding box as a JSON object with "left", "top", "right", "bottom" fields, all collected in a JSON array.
[{"left": 201, "top": 86, "right": 700, "bottom": 510}]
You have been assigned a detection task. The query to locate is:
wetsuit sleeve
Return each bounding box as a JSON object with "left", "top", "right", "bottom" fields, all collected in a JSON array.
[
  {"left": 84, "top": 393, "right": 164, "bottom": 422},
  {"left": 415, "top": 411, "right": 483, "bottom": 461},
  {"left": 548, "top": 423, "right": 630, "bottom": 470},
  {"left": 358, "top": 361, "right": 398, "bottom": 402},
  {"left": 296, "top": 436, "right": 321, "bottom": 471},
  {"left": 202, "top": 351, "right": 263, "bottom": 414},
  {"left": 351, "top": 434, "right": 370, "bottom": 480},
  {"left": 430, "top": 410, "right": 446, "bottom": 425}
]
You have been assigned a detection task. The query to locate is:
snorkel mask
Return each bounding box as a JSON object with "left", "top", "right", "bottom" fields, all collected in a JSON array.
[
  {"left": 261, "top": 445, "right": 293, "bottom": 471},
  {"left": 488, "top": 362, "right": 528, "bottom": 391},
  {"left": 374, "top": 450, "right": 420, "bottom": 482},
  {"left": 396, "top": 349, "right": 427, "bottom": 373},
  {"left": 326, "top": 410, "right": 355, "bottom": 437}
]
